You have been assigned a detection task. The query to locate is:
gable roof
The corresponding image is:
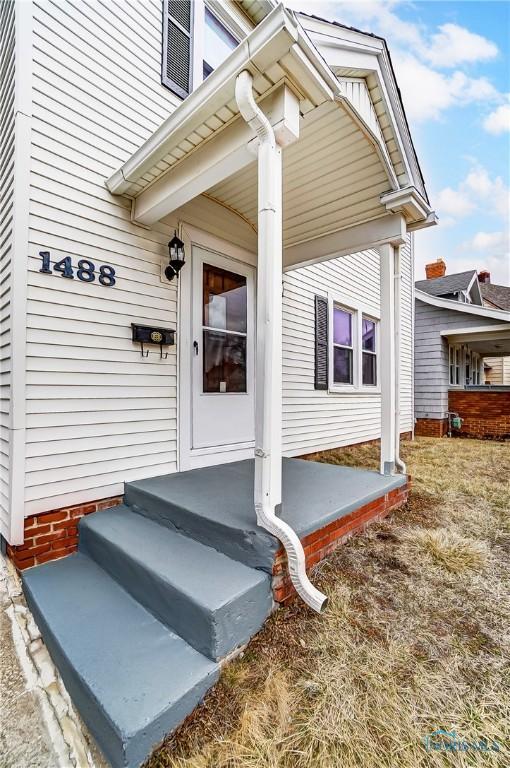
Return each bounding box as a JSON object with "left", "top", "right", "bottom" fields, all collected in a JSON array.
[
  {"left": 295, "top": 11, "right": 429, "bottom": 204},
  {"left": 415, "top": 270, "right": 477, "bottom": 298},
  {"left": 480, "top": 283, "right": 510, "bottom": 311}
]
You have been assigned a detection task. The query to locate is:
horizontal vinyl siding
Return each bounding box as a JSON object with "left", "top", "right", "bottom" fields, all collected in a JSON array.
[
  {"left": 282, "top": 237, "right": 414, "bottom": 456},
  {"left": 25, "top": 0, "right": 182, "bottom": 515},
  {"left": 0, "top": 0, "right": 15, "bottom": 538}
]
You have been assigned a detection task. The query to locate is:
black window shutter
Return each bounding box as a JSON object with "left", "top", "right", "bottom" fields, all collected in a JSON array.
[
  {"left": 162, "top": 1, "right": 193, "bottom": 99},
  {"left": 314, "top": 295, "right": 329, "bottom": 390}
]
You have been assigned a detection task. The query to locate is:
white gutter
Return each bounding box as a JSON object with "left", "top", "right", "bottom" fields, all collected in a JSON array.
[
  {"left": 106, "top": 4, "right": 300, "bottom": 195},
  {"left": 416, "top": 290, "right": 510, "bottom": 322},
  {"left": 393, "top": 245, "right": 406, "bottom": 474},
  {"left": 235, "top": 69, "right": 327, "bottom": 613}
]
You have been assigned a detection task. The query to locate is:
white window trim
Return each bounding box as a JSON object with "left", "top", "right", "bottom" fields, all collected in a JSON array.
[
  {"left": 327, "top": 293, "right": 380, "bottom": 394},
  {"left": 449, "top": 344, "right": 462, "bottom": 387},
  {"left": 361, "top": 313, "right": 379, "bottom": 388}
]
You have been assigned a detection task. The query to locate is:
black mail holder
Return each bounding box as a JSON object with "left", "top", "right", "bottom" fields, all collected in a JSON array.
[{"left": 131, "top": 323, "right": 175, "bottom": 358}]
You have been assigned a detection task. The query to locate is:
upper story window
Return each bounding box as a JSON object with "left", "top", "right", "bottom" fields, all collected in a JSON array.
[
  {"left": 162, "top": 1, "right": 240, "bottom": 100},
  {"left": 203, "top": 7, "right": 238, "bottom": 79}
]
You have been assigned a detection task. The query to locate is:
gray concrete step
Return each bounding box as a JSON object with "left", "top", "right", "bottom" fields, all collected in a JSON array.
[
  {"left": 79, "top": 505, "right": 272, "bottom": 661},
  {"left": 22, "top": 553, "right": 219, "bottom": 768}
]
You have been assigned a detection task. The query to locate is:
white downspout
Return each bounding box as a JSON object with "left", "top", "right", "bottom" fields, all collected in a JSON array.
[
  {"left": 393, "top": 244, "right": 406, "bottom": 474},
  {"left": 235, "top": 70, "right": 327, "bottom": 613}
]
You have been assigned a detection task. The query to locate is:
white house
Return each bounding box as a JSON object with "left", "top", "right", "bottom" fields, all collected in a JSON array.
[{"left": 1, "top": 2, "right": 435, "bottom": 765}]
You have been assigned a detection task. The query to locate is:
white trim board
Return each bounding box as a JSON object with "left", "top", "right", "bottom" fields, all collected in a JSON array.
[{"left": 416, "top": 290, "right": 510, "bottom": 322}]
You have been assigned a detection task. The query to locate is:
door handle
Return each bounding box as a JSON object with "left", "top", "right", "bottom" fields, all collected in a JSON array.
[{"left": 193, "top": 340, "right": 199, "bottom": 356}]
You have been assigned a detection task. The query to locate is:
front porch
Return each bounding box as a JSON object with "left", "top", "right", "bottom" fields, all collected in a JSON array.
[
  {"left": 104, "top": 4, "right": 433, "bottom": 611},
  {"left": 22, "top": 456, "right": 408, "bottom": 767},
  {"left": 125, "top": 458, "right": 409, "bottom": 600}
]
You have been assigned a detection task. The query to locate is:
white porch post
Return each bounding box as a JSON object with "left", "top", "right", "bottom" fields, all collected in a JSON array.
[
  {"left": 379, "top": 242, "right": 397, "bottom": 475},
  {"left": 254, "top": 138, "right": 283, "bottom": 513}
]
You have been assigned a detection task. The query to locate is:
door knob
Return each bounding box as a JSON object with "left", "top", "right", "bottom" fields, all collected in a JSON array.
[{"left": 193, "top": 340, "right": 199, "bottom": 355}]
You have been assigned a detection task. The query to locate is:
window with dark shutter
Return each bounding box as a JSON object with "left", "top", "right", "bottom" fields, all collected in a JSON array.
[
  {"left": 162, "top": 1, "right": 193, "bottom": 99},
  {"left": 314, "top": 295, "right": 329, "bottom": 390}
]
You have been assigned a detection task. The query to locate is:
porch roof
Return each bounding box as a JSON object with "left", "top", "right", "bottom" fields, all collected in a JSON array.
[
  {"left": 441, "top": 325, "right": 510, "bottom": 357},
  {"left": 106, "top": 4, "right": 434, "bottom": 264}
]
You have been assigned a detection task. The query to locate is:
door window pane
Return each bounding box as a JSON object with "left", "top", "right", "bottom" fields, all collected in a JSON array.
[
  {"left": 333, "top": 307, "right": 352, "bottom": 346},
  {"left": 203, "top": 330, "right": 246, "bottom": 393},
  {"left": 203, "top": 8, "right": 238, "bottom": 79},
  {"left": 333, "top": 347, "right": 353, "bottom": 384},
  {"left": 203, "top": 264, "right": 247, "bottom": 333}
]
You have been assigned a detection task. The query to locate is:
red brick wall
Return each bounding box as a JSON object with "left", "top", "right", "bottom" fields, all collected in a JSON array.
[
  {"left": 7, "top": 496, "right": 123, "bottom": 570},
  {"left": 272, "top": 481, "right": 409, "bottom": 604},
  {"left": 448, "top": 390, "right": 510, "bottom": 439},
  {"left": 415, "top": 418, "right": 449, "bottom": 437}
]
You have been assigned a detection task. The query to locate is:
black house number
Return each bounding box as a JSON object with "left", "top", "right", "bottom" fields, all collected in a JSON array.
[{"left": 39, "top": 251, "right": 116, "bottom": 286}]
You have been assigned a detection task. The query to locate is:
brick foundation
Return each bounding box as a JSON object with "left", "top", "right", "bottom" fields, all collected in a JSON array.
[
  {"left": 448, "top": 390, "right": 510, "bottom": 440},
  {"left": 415, "top": 418, "right": 449, "bottom": 437},
  {"left": 272, "top": 481, "right": 410, "bottom": 604},
  {"left": 7, "top": 496, "right": 123, "bottom": 570}
]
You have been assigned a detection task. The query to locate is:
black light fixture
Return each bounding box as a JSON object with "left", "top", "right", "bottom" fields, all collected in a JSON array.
[{"left": 165, "top": 230, "right": 186, "bottom": 281}]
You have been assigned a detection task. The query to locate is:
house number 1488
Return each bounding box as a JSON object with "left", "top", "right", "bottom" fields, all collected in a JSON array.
[{"left": 39, "top": 251, "right": 116, "bottom": 286}]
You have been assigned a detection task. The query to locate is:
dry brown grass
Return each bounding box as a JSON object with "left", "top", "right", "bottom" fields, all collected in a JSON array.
[{"left": 147, "top": 438, "right": 510, "bottom": 768}]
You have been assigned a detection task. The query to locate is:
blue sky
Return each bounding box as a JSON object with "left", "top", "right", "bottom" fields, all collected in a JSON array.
[{"left": 287, "top": 1, "right": 510, "bottom": 284}]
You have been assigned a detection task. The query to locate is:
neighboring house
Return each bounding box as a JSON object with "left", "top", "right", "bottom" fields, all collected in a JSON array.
[
  {"left": 1, "top": 2, "right": 436, "bottom": 765},
  {"left": 479, "top": 270, "right": 510, "bottom": 384},
  {"left": 414, "top": 259, "right": 510, "bottom": 438}
]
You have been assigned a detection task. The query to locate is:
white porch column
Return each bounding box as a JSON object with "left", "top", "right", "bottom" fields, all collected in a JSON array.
[
  {"left": 379, "top": 242, "right": 397, "bottom": 475},
  {"left": 254, "top": 138, "right": 283, "bottom": 512}
]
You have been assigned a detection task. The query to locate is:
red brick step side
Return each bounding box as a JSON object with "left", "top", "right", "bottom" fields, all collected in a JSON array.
[
  {"left": 272, "top": 481, "right": 410, "bottom": 604},
  {"left": 7, "top": 496, "right": 123, "bottom": 570}
]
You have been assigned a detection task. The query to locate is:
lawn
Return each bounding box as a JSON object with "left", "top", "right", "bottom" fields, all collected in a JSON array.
[{"left": 147, "top": 437, "right": 510, "bottom": 768}]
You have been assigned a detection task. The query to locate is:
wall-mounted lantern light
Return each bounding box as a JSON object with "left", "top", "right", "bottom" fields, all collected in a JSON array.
[{"left": 165, "top": 231, "right": 186, "bottom": 281}]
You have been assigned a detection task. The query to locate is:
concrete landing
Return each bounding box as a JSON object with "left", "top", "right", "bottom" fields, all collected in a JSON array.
[{"left": 125, "top": 459, "right": 406, "bottom": 569}]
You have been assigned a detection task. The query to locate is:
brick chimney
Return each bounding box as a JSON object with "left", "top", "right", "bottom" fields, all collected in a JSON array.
[
  {"left": 425, "top": 258, "right": 446, "bottom": 280},
  {"left": 478, "top": 270, "right": 491, "bottom": 284}
]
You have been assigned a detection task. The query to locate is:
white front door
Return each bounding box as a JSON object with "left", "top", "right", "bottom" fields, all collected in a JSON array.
[{"left": 188, "top": 245, "right": 255, "bottom": 463}]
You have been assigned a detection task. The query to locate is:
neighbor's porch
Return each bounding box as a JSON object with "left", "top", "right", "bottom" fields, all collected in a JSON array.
[{"left": 443, "top": 325, "right": 510, "bottom": 439}]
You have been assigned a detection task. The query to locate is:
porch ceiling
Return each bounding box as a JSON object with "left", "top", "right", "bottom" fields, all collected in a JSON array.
[
  {"left": 442, "top": 325, "right": 510, "bottom": 357},
  {"left": 206, "top": 100, "right": 391, "bottom": 248},
  {"left": 106, "top": 4, "right": 434, "bottom": 260}
]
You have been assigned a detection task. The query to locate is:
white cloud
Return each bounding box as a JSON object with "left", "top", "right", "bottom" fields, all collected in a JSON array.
[
  {"left": 424, "top": 23, "right": 498, "bottom": 68},
  {"left": 483, "top": 103, "right": 510, "bottom": 134},
  {"left": 460, "top": 231, "right": 510, "bottom": 284},
  {"left": 436, "top": 186, "right": 476, "bottom": 218},
  {"left": 414, "top": 225, "right": 509, "bottom": 284},
  {"left": 435, "top": 165, "right": 510, "bottom": 223},
  {"left": 393, "top": 53, "right": 500, "bottom": 122},
  {"left": 463, "top": 166, "right": 510, "bottom": 218},
  {"left": 462, "top": 230, "right": 509, "bottom": 252}
]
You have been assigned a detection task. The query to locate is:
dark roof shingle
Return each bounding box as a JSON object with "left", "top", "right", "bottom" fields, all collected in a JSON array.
[
  {"left": 480, "top": 283, "right": 510, "bottom": 311},
  {"left": 415, "top": 270, "right": 476, "bottom": 297}
]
